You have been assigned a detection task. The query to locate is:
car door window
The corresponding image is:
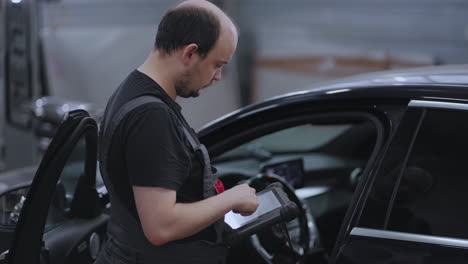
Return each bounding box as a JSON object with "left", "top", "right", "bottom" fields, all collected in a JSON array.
[
  {"left": 226, "top": 124, "right": 352, "bottom": 153},
  {"left": 213, "top": 123, "right": 355, "bottom": 187},
  {"left": 358, "top": 108, "right": 424, "bottom": 229},
  {"left": 338, "top": 105, "right": 468, "bottom": 264},
  {"left": 386, "top": 109, "right": 468, "bottom": 239},
  {"left": 212, "top": 115, "right": 379, "bottom": 254},
  {"left": 45, "top": 137, "right": 85, "bottom": 232},
  {"left": 214, "top": 120, "right": 376, "bottom": 185},
  {"left": 359, "top": 107, "right": 468, "bottom": 240}
]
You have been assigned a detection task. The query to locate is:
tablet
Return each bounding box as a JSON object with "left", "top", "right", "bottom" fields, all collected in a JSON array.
[
  {"left": 223, "top": 183, "right": 299, "bottom": 245},
  {"left": 225, "top": 188, "right": 282, "bottom": 229}
]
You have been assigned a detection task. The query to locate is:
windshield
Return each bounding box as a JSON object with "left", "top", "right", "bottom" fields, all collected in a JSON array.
[{"left": 215, "top": 124, "right": 351, "bottom": 162}]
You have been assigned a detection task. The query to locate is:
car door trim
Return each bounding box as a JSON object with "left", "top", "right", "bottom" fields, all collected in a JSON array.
[
  {"left": 237, "top": 104, "right": 279, "bottom": 119},
  {"left": 351, "top": 227, "right": 468, "bottom": 248},
  {"left": 409, "top": 100, "right": 468, "bottom": 110}
]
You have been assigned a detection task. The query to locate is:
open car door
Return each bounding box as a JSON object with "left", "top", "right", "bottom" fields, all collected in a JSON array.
[{"left": 3, "top": 110, "right": 108, "bottom": 264}]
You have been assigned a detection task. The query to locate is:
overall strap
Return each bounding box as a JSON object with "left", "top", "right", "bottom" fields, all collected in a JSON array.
[
  {"left": 181, "top": 126, "right": 223, "bottom": 243},
  {"left": 181, "top": 126, "right": 217, "bottom": 198},
  {"left": 100, "top": 95, "right": 164, "bottom": 179}
]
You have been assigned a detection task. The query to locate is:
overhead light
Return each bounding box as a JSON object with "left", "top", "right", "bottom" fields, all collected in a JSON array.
[
  {"left": 11, "top": 0, "right": 22, "bottom": 4},
  {"left": 35, "top": 99, "right": 44, "bottom": 108},
  {"left": 61, "top": 104, "right": 70, "bottom": 113}
]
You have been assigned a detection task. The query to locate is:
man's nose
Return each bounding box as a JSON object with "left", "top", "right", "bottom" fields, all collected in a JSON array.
[{"left": 213, "top": 69, "right": 222, "bottom": 81}]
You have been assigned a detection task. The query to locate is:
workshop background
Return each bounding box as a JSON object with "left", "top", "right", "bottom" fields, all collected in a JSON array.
[{"left": 1, "top": 0, "right": 468, "bottom": 170}]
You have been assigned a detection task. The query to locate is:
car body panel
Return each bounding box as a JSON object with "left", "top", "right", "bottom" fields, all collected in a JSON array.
[
  {"left": 199, "top": 64, "right": 468, "bottom": 138},
  {"left": 337, "top": 228, "right": 468, "bottom": 264}
]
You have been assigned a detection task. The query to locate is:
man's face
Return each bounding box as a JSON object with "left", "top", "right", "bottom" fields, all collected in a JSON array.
[{"left": 176, "top": 29, "right": 237, "bottom": 98}]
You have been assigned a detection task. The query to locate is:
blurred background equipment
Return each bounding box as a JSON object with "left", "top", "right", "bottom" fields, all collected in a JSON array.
[
  {"left": 31, "top": 96, "right": 98, "bottom": 154},
  {"left": 1, "top": 0, "right": 468, "bottom": 171}
]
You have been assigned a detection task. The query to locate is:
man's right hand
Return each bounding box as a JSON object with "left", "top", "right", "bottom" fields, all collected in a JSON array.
[
  {"left": 227, "top": 184, "right": 259, "bottom": 216},
  {"left": 134, "top": 183, "right": 259, "bottom": 246}
]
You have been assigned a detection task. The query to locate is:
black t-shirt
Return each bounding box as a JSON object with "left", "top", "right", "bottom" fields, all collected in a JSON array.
[{"left": 105, "top": 70, "right": 215, "bottom": 242}]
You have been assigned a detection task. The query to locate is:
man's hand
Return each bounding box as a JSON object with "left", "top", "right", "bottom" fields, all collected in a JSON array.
[
  {"left": 133, "top": 183, "right": 259, "bottom": 246},
  {"left": 226, "top": 184, "right": 259, "bottom": 216}
]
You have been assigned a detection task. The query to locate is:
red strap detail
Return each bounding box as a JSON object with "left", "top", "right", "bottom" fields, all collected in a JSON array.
[{"left": 214, "top": 179, "right": 225, "bottom": 194}]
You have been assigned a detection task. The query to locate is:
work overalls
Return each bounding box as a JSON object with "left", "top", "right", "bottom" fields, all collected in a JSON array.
[{"left": 96, "top": 95, "right": 226, "bottom": 264}]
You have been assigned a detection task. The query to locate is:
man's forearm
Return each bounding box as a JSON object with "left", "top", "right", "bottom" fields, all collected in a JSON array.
[
  {"left": 167, "top": 192, "right": 236, "bottom": 241},
  {"left": 134, "top": 186, "right": 240, "bottom": 246}
]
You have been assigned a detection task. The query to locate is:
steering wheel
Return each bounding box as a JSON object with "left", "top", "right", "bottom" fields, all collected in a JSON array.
[{"left": 244, "top": 173, "right": 321, "bottom": 264}]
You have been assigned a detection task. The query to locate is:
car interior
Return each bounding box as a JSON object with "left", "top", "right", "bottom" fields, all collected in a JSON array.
[{"left": 210, "top": 114, "right": 380, "bottom": 264}]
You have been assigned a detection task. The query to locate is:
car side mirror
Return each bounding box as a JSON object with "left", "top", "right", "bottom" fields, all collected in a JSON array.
[
  {"left": 0, "top": 186, "right": 30, "bottom": 226},
  {"left": 0, "top": 181, "right": 68, "bottom": 228}
]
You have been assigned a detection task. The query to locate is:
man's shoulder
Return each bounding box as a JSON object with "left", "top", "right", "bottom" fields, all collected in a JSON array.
[
  {"left": 125, "top": 99, "right": 174, "bottom": 120},
  {"left": 121, "top": 100, "right": 186, "bottom": 142}
]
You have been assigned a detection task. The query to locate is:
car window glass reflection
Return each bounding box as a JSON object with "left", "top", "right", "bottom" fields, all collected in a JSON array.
[
  {"left": 358, "top": 108, "right": 423, "bottom": 230},
  {"left": 387, "top": 109, "right": 468, "bottom": 239},
  {"left": 44, "top": 137, "right": 85, "bottom": 232}
]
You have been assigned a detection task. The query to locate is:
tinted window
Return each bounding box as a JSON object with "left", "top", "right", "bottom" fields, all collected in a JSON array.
[
  {"left": 358, "top": 108, "right": 423, "bottom": 229},
  {"left": 387, "top": 109, "right": 468, "bottom": 239},
  {"left": 44, "top": 137, "right": 85, "bottom": 231}
]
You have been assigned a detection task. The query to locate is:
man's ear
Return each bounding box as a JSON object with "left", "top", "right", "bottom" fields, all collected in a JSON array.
[{"left": 181, "top": 44, "right": 199, "bottom": 65}]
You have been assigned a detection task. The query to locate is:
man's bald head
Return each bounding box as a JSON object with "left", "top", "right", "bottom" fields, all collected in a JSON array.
[
  {"left": 176, "top": 0, "right": 237, "bottom": 34},
  {"left": 154, "top": 0, "right": 237, "bottom": 58}
]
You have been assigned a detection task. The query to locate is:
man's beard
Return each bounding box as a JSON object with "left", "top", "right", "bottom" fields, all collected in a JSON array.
[{"left": 175, "top": 70, "right": 200, "bottom": 98}]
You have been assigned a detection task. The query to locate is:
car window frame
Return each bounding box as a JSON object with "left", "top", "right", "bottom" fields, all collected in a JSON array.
[
  {"left": 201, "top": 99, "right": 401, "bottom": 258},
  {"left": 341, "top": 99, "right": 468, "bottom": 258},
  {"left": 6, "top": 110, "right": 97, "bottom": 264}
]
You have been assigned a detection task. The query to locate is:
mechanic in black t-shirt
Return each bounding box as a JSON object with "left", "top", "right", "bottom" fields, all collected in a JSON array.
[{"left": 95, "top": 1, "right": 258, "bottom": 264}]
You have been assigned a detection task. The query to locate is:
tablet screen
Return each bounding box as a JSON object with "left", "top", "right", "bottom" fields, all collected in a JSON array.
[{"left": 225, "top": 190, "right": 282, "bottom": 229}]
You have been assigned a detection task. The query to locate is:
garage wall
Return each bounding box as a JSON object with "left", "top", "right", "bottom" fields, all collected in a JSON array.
[
  {"left": 235, "top": 0, "right": 468, "bottom": 101},
  {"left": 39, "top": 0, "right": 468, "bottom": 119},
  {"left": 40, "top": 0, "right": 240, "bottom": 129},
  {"left": 239, "top": 0, "right": 468, "bottom": 61}
]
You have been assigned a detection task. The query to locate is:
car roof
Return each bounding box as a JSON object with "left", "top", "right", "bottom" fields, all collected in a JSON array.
[
  {"left": 252, "top": 64, "right": 468, "bottom": 108},
  {"left": 279, "top": 64, "right": 468, "bottom": 99},
  {"left": 199, "top": 64, "right": 468, "bottom": 133},
  {"left": 308, "top": 64, "right": 468, "bottom": 88}
]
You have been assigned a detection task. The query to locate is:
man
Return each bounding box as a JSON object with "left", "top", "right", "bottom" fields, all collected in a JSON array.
[{"left": 95, "top": 1, "right": 259, "bottom": 263}]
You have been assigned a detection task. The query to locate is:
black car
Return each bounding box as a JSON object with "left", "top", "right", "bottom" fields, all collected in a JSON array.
[{"left": 1, "top": 64, "right": 468, "bottom": 264}]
